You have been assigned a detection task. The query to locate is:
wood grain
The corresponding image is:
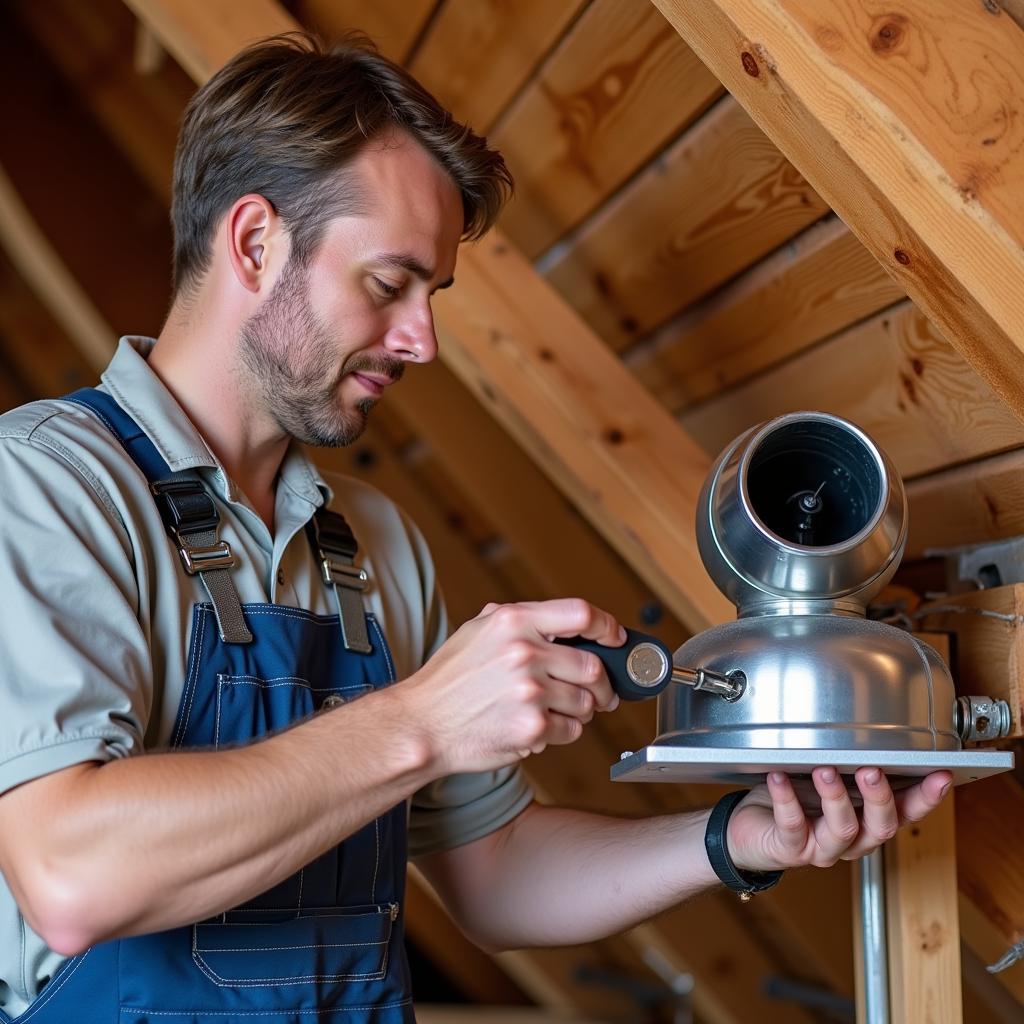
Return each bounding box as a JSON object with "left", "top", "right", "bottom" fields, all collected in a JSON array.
[
  {"left": 492, "top": 0, "right": 722, "bottom": 259},
  {"left": 384, "top": 360, "right": 680, "bottom": 634},
  {"left": 17, "top": 0, "right": 191, "bottom": 206},
  {"left": 956, "top": 773, "right": 1024, "bottom": 978},
  {"left": 627, "top": 216, "right": 904, "bottom": 412},
  {"left": 410, "top": 0, "right": 587, "bottom": 133},
  {"left": 885, "top": 795, "right": 963, "bottom": 1024},
  {"left": 122, "top": 0, "right": 294, "bottom": 83},
  {"left": 652, "top": 0, "right": 1024, "bottom": 422},
  {"left": 434, "top": 231, "right": 733, "bottom": 631},
  {"left": 916, "top": 585, "right": 1024, "bottom": 738},
  {"left": 542, "top": 95, "right": 828, "bottom": 351},
  {"left": 906, "top": 447, "right": 1024, "bottom": 559},
  {"left": 294, "top": 0, "right": 436, "bottom": 63},
  {"left": 680, "top": 301, "right": 1024, "bottom": 478}
]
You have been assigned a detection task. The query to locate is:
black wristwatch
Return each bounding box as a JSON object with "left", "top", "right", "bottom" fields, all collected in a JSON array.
[{"left": 704, "top": 789, "right": 784, "bottom": 901}]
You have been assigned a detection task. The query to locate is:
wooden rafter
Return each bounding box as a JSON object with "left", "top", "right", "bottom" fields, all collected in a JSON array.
[
  {"left": 0, "top": 166, "right": 112, "bottom": 372},
  {"left": 651, "top": 0, "right": 1024, "bottom": 421}
]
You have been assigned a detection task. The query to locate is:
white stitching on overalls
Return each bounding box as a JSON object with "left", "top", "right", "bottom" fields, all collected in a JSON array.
[
  {"left": 16, "top": 950, "right": 91, "bottom": 1023},
  {"left": 118, "top": 998, "right": 412, "bottom": 1016},
  {"left": 370, "top": 819, "right": 380, "bottom": 904},
  {"left": 173, "top": 607, "right": 207, "bottom": 748}
]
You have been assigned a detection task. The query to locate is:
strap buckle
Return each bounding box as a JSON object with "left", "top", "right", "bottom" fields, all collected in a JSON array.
[
  {"left": 180, "top": 542, "right": 237, "bottom": 575},
  {"left": 151, "top": 479, "right": 237, "bottom": 576},
  {"left": 320, "top": 556, "right": 368, "bottom": 591}
]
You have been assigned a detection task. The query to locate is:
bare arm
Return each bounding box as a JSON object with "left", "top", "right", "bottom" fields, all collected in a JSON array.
[
  {"left": 417, "top": 801, "right": 717, "bottom": 950},
  {"left": 417, "top": 767, "right": 952, "bottom": 951},
  {"left": 0, "top": 599, "right": 621, "bottom": 956},
  {"left": 0, "top": 689, "right": 433, "bottom": 955}
]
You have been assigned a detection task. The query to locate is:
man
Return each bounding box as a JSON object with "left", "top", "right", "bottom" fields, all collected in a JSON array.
[{"left": 0, "top": 33, "right": 949, "bottom": 1022}]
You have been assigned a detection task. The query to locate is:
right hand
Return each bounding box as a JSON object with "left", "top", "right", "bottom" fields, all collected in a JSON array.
[{"left": 401, "top": 599, "right": 624, "bottom": 775}]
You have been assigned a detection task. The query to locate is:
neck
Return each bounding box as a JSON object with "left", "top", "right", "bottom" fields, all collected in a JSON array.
[{"left": 149, "top": 301, "right": 286, "bottom": 532}]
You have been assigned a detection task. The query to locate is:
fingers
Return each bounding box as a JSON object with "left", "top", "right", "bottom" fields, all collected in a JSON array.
[
  {"left": 765, "top": 772, "right": 811, "bottom": 859},
  {"left": 808, "top": 766, "right": 860, "bottom": 864},
  {"left": 543, "top": 640, "right": 618, "bottom": 712},
  {"left": 895, "top": 770, "right": 953, "bottom": 825},
  {"left": 826, "top": 767, "right": 899, "bottom": 861},
  {"left": 506, "top": 598, "right": 626, "bottom": 649},
  {"left": 544, "top": 678, "right": 599, "bottom": 723}
]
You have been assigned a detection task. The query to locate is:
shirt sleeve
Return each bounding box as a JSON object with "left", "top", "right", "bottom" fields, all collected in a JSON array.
[
  {"left": 333, "top": 473, "right": 536, "bottom": 855},
  {"left": 0, "top": 429, "right": 148, "bottom": 797},
  {"left": 404, "top": 516, "right": 534, "bottom": 857}
]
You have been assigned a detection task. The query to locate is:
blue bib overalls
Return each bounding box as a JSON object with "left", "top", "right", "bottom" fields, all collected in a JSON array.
[{"left": 4, "top": 390, "right": 415, "bottom": 1023}]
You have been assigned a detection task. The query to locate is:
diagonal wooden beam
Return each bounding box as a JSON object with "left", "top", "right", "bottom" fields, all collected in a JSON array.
[
  {"left": 121, "top": 0, "right": 294, "bottom": 82},
  {"left": 432, "top": 233, "right": 731, "bottom": 631},
  {"left": 651, "top": 0, "right": 1024, "bottom": 422},
  {"left": 0, "top": 165, "right": 113, "bottom": 373}
]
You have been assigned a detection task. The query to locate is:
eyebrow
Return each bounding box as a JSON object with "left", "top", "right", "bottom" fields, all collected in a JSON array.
[{"left": 375, "top": 252, "right": 454, "bottom": 291}]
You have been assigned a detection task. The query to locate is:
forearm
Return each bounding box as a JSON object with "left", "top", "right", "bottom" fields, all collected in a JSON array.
[
  {"left": 419, "top": 802, "right": 719, "bottom": 950},
  {"left": 2, "top": 687, "right": 433, "bottom": 953}
]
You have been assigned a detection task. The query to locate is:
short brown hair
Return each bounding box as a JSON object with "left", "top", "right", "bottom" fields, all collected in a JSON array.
[{"left": 171, "top": 32, "right": 513, "bottom": 294}]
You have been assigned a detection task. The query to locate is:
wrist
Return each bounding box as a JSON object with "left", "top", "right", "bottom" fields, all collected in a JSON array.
[
  {"left": 704, "top": 790, "right": 784, "bottom": 901},
  {"left": 386, "top": 674, "right": 446, "bottom": 779}
]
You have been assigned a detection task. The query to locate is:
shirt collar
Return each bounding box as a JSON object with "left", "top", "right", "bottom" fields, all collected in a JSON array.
[{"left": 101, "top": 336, "right": 330, "bottom": 508}]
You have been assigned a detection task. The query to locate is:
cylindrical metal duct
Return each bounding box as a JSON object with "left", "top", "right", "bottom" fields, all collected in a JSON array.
[
  {"left": 696, "top": 412, "right": 906, "bottom": 616},
  {"left": 660, "top": 411, "right": 960, "bottom": 754}
]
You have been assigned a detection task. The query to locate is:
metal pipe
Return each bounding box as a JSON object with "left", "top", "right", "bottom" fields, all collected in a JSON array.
[{"left": 859, "top": 848, "right": 889, "bottom": 1024}]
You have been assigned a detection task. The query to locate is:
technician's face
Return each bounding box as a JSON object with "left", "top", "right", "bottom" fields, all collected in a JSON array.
[{"left": 238, "top": 131, "right": 462, "bottom": 447}]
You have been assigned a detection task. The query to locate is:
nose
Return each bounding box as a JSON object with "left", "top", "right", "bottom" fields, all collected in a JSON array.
[{"left": 385, "top": 299, "right": 438, "bottom": 365}]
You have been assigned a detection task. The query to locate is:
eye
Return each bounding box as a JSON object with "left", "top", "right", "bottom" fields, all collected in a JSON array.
[{"left": 372, "top": 276, "right": 401, "bottom": 298}]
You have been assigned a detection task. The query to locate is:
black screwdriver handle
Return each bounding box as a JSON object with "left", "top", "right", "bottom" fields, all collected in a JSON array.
[{"left": 555, "top": 627, "right": 673, "bottom": 702}]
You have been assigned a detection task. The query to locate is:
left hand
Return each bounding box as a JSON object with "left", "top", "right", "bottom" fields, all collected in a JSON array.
[{"left": 726, "top": 767, "right": 953, "bottom": 871}]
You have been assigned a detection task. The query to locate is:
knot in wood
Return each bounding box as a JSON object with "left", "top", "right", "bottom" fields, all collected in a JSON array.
[
  {"left": 870, "top": 15, "right": 907, "bottom": 54},
  {"left": 894, "top": 248, "right": 911, "bottom": 265},
  {"left": 740, "top": 51, "right": 760, "bottom": 77}
]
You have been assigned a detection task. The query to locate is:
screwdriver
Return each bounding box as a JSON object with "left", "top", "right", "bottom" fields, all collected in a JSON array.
[{"left": 557, "top": 628, "right": 746, "bottom": 703}]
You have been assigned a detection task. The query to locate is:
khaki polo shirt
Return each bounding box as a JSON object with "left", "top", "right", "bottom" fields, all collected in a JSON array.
[{"left": 0, "top": 336, "right": 532, "bottom": 1015}]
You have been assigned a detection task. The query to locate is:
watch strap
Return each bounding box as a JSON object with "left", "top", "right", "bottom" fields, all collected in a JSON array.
[{"left": 705, "top": 789, "right": 784, "bottom": 901}]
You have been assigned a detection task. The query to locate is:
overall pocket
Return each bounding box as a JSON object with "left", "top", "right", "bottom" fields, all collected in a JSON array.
[
  {"left": 213, "top": 674, "right": 372, "bottom": 745},
  {"left": 192, "top": 903, "right": 399, "bottom": 987}
]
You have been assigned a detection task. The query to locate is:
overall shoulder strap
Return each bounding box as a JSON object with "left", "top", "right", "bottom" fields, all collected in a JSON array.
[
  {"left": 63, "top": 387, "right": 253, "bottom": 644},
  {"left": 64, "top": 386, "right": 171, "bottom": 480},
  {"left": 307, "top": 508, "right": 372, "bottom": 655}
]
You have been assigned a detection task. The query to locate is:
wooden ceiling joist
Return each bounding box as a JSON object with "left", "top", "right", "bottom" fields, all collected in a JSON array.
[
  {"left": 541, "top": 94, "right": 830, "bottom": 352},
  {"left": 652, "top": 0, "right": 1024, "bottom": 422},
  {"left": 433, "top": 232, "right": 732, "bottom": 631},
  {"left": 681, "top": 301, "right": 1024, "bottom": 480},
  {"left": 905, "top": 447, "right": 1024, "bottom": 559},
  {"left": 626, "top": 214, "right": 906, "bottom": 412},
  {"left": 0, "top": 166, "right": 113, "bottom": 374},
  {"left": 408, "top": 0, "right": 589, "bottom": 135},
  {"left": 292, "top": 0, "right": 436, "bottom": 65},
  {"left": 491, "top": 0, "right": 724, "bottom": 260}
]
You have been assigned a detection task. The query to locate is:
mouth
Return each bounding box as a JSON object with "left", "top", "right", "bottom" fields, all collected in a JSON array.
[{"left": 350, "top": 372, "right": 396, "bottom": 397}]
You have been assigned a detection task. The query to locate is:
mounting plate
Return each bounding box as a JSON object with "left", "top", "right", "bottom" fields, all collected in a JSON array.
[{"left": 611, "top": 746, "right": 1014, "bottom": 788}]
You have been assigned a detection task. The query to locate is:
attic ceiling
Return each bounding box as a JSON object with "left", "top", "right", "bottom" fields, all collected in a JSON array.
[{"left": 1, "top": 1, "right": 1023, "bottom": 1022}]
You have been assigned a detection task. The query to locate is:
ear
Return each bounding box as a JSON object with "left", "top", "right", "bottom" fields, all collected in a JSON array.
[{"left": 225, "top": 194, "right": 284, "bottom": 293}]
